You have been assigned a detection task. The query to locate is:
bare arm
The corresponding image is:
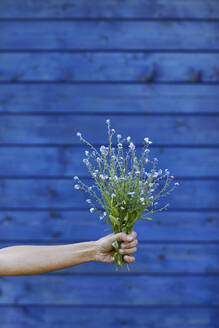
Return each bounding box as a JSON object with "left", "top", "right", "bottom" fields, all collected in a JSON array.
[
  {"left": 0, "top": 241, "right": 96, "bottom": 276},
  {"left": 0, "top": 231, "right": 137, "bottom": 276}
]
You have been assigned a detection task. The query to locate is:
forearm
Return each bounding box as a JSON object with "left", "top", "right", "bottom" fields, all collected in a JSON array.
[{"left": 0, "top": 241, "right": 97, "bottom": 276}]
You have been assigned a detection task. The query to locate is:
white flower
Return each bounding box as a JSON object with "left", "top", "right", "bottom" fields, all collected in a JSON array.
[
  {"left": 73, "top": 176, "right": 79, "bottom": 180},
  {"left": 165, "top": 169, "right": 170, "bottom": 175},
  {"left": 135, "top": 171, "right": 140, "bottom": 175},
  {"left": 100, "top": 145, "right": 108, "bottom": 156},
  {"left": 117, "top": 134, "right": 122, "bottom": 140},
  {"left": 83, "top": 158, "right": 89, "bottom": 165},
  {"left": 86, "top": 199, "right": 91, "bottom": 203},
  {"left": 88, "top": 187, "right": 92, "bottom": 191},
  {"left": 74, "top": 184, "right": 80, "bottom": 189},
  {"left": 111, "top": 193, "right": 116, "bottom": 199},
  {"left": 128, "top": 191, "right": 135, "bottom": 196},
  {"left": 117, "top": 143, "right": 123, "bottom": 148},
  {"left": 76, "top": 132, "right": 82, "bottom": 137},
  {"left": 140, "top": 197, "right": 145, "bottom": 202},
  {"left": 120, "top": 206, "right": 125, "bottom": 210},
  {"left": 122, "top": 200, "right": 126, "bottom": 205},
  {"left": 127, "top": 136, "right": 131, "bottom": 142},
  {"left": 114, "top": 176, "right": 118, "bottom": 182},
  {"left": 99, "top": 216, "right": 104, "bottom": 220},
  {"left": 111, "top": 129, "right": 115, "bottom": 134},
  {"left": 129, "top": 142, "right": 135, "bottom": 151},
  {"left": 144, "top": 137, "right": 152, "bottom": 144},
  {"left": 103, "top": 211, "right": 107, "bottom": 216},
  {"left": 90, "top": 208, "right": 95, "bottom": 213},
  {"left": 85, "top": 150, "right": 89, "bottom": 156},
  {"left": 106, "top": 119, "right": 110, "bottom": 124},
  {"left": 174, "top": 182, "right": 179, "bottom": 186}
]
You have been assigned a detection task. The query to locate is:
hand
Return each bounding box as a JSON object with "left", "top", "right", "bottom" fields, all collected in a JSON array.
[{"left": 94, "top": 231, "right": 138, "bottom": 264}]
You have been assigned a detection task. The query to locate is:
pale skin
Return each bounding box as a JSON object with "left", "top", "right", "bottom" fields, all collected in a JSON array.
[{"left": 0, "top": 231, "right": 138, "bottom": 276}]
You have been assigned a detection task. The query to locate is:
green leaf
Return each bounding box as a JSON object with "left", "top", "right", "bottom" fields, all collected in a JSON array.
[
  {"left": 112, "top": 240, "right": 119, "bottom": 250},
  {"left": 142, "top": 217, "right": 152, "bottom": 220},
  {"left": 109, "top": 214, "right": 119, "bottom": 225},
  {"left": 111, "top": 207, "right": 119, "bottom": 217}
]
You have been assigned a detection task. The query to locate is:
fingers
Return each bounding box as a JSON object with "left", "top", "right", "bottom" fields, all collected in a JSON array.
[
  {"left": 123, "top": 255, "right": 135, "bottom": 263},
  {"left": 120, "top": 239, "right": 138, "bottom": 249},
  {"left": 119, "top": 246, "right": 137, "bottom": 255},
  {"left": 116, "top": 231, "right": 137, "bottom": 242}
]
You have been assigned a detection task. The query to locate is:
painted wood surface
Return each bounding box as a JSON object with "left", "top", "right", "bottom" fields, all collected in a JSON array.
[
  {"left": 0, "top": 115, "right": 219, "bottom": 145},
  {"left": 1, "top": 21, "right": 219, "bottom": 50},
  {"left": 0, "top": 275, "right": 219, "bottom": 305},
  {"left": 0, "top": 306, "right": 218, "bottom": 328},
  {"left": 1, "top": 84, "right": 219, "bottom": 113},
  {"left": 0, "top": 146, "right": 218, "bottom": 177},
  {"left": 0, "top": 179, "right": 218, "bottom": 209},
  {"left": 0, "top": 0, "right": 219, "bottom": 327},
  {"left": 1, "top": 0, "right": 219, "bottom": 19},
  {"left": 1, "top": 53, "right": 219, "bottom": 82},
  {"left": 0, "top": 211, "right": 218, "bottom": 242}
]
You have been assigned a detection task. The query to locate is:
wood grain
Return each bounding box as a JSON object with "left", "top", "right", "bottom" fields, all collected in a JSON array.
[{"left": 1, "top": 21, "right": 219, "bottom": 50}]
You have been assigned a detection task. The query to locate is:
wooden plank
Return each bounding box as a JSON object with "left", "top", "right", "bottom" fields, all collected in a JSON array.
[
  {"left": 1, "top": 84, "right": 219, "bottom": 113},
  {"left": 0, "top": 179, "right": 218, "bottom": 209},
  {"left": 0, "top": 306, "right": 217, "bottom": 328},
  {"left": 0, "top": 210, "right": 218, "bottom": 242},
  {"left": 0, "top": 0, "right": 219, "bottom": 19},
  {"left": 1, "top": 52, "right": 219, "bottom": 82},
  {"left": 0, "top": 115, "right": 219, "bottom": 145},
  {"left": 1, "top": 21, "right": 219, "bottom": 50},
  {"left": 0, "top": 275, "right": 219, "bottom": 305},
  {"left": 0, "top": 242, "right": 218, "bottom": 274},
  {"left": 0, "top": 146, "right": 218, "bottom": 177}
]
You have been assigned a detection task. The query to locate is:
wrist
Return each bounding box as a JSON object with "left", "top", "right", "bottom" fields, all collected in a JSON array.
[{"left": 81, "top": 240, "right": 97, "bottom": 262}]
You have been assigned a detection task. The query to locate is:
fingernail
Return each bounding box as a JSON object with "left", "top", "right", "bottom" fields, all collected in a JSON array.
[{"left": 127, "top": 236, "right": 132, "bottom": 241}]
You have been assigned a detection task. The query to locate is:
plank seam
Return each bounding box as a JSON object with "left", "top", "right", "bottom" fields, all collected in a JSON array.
[{"left": 1, "top": 18, "right": 219, "bottom": 22}]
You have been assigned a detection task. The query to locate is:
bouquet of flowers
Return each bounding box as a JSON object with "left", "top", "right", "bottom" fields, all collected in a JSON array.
[{"left": 74, "top": 119, "right": 179, "bottom": 271}]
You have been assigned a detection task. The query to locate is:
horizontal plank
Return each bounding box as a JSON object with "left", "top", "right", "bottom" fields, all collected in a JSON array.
[
  {"left": 0, "top": 146, "right": 218, "bottom": 177},
  {"left": 0, "top": 115, "right": 219, "bottom": 145},
  {"left": 1, "top": 52, "right": 219, "bottom": 82},
  {"left": 0, "top": 275, "right": 219, "bottom": 305},
  {"left": 0, "top": 242, "right": 218, "bottom": 274},
  {"left": 0, "top": 210, "right": 218, "bottom": 242},
  {"left": 0, "top": 211, "right": 218, "bottom": 242},
  {"left": 1, "top": 21, "right": 219, "bottom": 50},
  {"left": 1, "top": 0, "right": 219, "bottom": 19},
  {"left": 0, "top": 307, "right": 217, "bottom": 328},
  {"left": 1, "top": 84, "right": 219, "bottom": 113},
  {"left": 0, "top": 179, "right": 218, "bottom": 209}
]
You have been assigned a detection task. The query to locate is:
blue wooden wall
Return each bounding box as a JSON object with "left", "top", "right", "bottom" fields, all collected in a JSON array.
[{"left": 0, "top": 1, "right": 219, "bottom": 327}]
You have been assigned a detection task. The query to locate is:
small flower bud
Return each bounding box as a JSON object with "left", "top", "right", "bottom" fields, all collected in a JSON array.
[{"left": 74, "top": 184, "right": 80, "bottom": 190}]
